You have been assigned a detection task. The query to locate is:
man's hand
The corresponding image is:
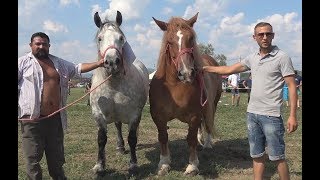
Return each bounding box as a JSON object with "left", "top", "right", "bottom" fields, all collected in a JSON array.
[
  {"left": 287, "top": 116, "right": 298, "bottom": 133},
  {"left": 97, "top": 58, "right": 105, "bottom": 67}
]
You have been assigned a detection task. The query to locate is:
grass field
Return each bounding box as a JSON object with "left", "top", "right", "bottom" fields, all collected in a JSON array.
[{"left": 18, "top": 88, "right": 302, "bottom": 180}]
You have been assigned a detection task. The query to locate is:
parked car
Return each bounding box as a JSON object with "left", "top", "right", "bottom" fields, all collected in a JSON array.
[{"left": 76, "top": 82, "right": 86, "bottom": 88}]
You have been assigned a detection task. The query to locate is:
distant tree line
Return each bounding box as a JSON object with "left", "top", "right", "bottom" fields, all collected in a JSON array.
[{"left": 198, "top": 43, "right": 227, "bottom": 66}]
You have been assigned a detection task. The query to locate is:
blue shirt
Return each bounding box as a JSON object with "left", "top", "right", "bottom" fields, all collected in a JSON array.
[{"left": 18, "top": 52, "right": 82, "bottom": 129}]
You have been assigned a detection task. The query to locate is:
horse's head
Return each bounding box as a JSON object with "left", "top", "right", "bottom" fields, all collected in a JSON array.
[
  {"left": 94, "top": 11, "right": 126, "bottom": 75},
  {"left": 153, "top": 12, "right": 199, "bottom": 83}
]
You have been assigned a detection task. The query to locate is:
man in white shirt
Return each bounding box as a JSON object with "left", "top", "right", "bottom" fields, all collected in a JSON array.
[{"left": 228, "top": 73, "right": 240, "bottom": 106}]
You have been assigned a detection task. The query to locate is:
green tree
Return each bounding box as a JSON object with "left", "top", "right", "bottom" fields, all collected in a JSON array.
[{"left": 198, "top": 43, "right": 227, "bottom": 66}]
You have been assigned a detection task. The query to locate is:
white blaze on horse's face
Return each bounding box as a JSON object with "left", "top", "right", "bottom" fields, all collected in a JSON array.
[
  {"left": 177, "top": 30, "right": 183, "bottom": 52},
  {"left": 98, "top": 23, "right": 126, "bottom": 74},
  {"left": 176, "top": 29, "right": 195, "bottom": 83}
]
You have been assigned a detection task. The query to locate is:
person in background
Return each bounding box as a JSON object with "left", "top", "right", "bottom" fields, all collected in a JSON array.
[
  {"left": 203, "top": 22, "right": 298, "bottom": 180},
  {"left": 68, "top": 79, "right": 72, "bottom": 95},
  {"left": 282, "top": 82, "right": 289, "bottom": 107},
  {"left": 243, "top": 73, "right": 252, "bottom": 103},
  {"left": 294, "top": 70, "right": 302, "bottom": 108},
  {"left": 18, "top": 32, "right": 105, "bottom": 180},
  {"left": 228, "top": 73, "right": 240, "bottom": 106}
]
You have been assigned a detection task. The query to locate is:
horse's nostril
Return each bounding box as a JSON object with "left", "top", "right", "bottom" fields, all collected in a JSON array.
[
  {"left": 115, "top": 58, "right": 120, "bottom": 65},
  {"left": 191, "top": 68, "right": 195, "bottom": 76}
]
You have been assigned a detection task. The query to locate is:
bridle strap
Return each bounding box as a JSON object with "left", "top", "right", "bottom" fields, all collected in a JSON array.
[
  {"left": 166, "top": 43, "right": 194, "bottom": 71},
  {"left": 98, "top": 45, "right": 126, "bottom": 75}
]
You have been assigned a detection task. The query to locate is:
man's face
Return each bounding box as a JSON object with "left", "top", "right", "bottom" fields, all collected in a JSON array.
[
  {"left": 30, "top": 36, "right": 50, "bottom": 59},
  {"left": 253, "top": 26, "right": 274, "bottom": 49}
]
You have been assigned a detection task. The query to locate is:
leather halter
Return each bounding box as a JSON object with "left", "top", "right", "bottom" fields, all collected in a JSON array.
[
  {"left": 166, "top": 43, "right": 194, "bottom": 71},
  {"left": 98, "top": 44, "right": 125, "bottom": 74},
  {"left": 165, "top": 43, "right": 207, "bottom": 106}
]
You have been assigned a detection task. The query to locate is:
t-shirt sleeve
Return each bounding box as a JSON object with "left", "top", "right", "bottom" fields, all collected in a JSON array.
[{"left": 279, "top": 54, "right": 295, "bottom": 77}]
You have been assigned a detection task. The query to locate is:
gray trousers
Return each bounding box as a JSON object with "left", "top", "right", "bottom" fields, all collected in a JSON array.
[{"left": 20, "top": 113, "right": 66, "bottom": 180}]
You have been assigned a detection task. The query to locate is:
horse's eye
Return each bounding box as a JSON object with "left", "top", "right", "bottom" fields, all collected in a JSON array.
[
  {"left": 98, "top": 37, "right": 102, "bottom": 42},
  {"left": 119, "top": 36, "right": 124, "bottom": 42}
]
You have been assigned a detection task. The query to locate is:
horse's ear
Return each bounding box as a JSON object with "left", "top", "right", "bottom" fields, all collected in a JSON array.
[
  {"left": 94, "top": 12, "right": 102, "bottom": 28},
  {"left": 152, "top": 17, "right": 167, "bottom": 31},
  {"left": 186, "top": 12, "right": 199, "bottom": 27},
  {"left": 116, "top": 11, "right": 122, "bottom": 26}
]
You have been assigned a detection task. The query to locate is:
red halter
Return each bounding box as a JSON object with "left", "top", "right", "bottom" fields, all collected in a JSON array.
[{"left": 98, "top": 44, "right": 125, "bottom": 74}]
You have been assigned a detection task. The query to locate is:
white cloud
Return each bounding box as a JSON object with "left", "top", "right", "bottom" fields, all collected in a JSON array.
[
  {"left": 18, "top": 0, "right": 49, "bottom": 17},
  {"left": 166, "top": 0, "right": 183, "bottom": 3},
  {"left": 51, "top": 40, "right": 97, "bottom": 63},
  {"left": 183, "top": 0, "right": 228, "bottom": 20},
  {"left": 43, "top": 20, "right": 69, "bottom": 33},
  {"left": 95, "top": 0, "right": 151, "bottom": 21},
  {"left": 134, "top": 24, "right": 147, "bottom": 32},
  {"left": 204, "top": 12, "right": 302, "bottom": 67},
  {"left": 162, "top": 7, "right": 173, "bottom": 15},
  {"left": 59, "top": 0, "right": 79, "bottom": 6}
]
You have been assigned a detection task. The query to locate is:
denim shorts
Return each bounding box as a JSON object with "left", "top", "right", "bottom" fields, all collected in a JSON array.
[
  {"left": 231, "top": 88, "right": 239, "bottom": 95},
  {"left": 247, "top": 112, "right": 286, "bottom": 161}
]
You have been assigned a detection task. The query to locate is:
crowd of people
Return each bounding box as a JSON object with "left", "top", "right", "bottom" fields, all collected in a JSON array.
[{"left": 18, "top": 21, "right": 301, "bottom": 180}]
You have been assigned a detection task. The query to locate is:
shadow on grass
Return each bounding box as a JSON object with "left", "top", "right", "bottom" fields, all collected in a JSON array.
[
  {"left": 139, "top": 138, "right": 253, "bottom": 179},
  {"left": 93, "top": 138, "right": 283, "bottom": 179}
]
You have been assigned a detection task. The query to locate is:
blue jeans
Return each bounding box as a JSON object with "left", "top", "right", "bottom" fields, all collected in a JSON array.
[{"left": 247, "top": 112, "right": 286, "bottom": 161}]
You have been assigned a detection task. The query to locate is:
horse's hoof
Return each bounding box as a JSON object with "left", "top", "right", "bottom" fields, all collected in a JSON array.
[
  {"left": 92, "top": 164, "right": 104, "bottom": 173},
  {"left": 184, "top": 170, "right": 199, "bottom": 176},
  {"left": 116, "top": 147, "right": 125, "bottom": 155},
  {"left": 157, "top": 164, "right": 170, "bottom": 176},
  {"left": 184, "top": 164, "right": 199, "bottom": 176},
  {"left": 128, "top": 163, "right": 139, "bottom": 177}
]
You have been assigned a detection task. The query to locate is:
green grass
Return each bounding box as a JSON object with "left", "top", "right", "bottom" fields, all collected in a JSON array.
[{"left": 18, "top": 88, "right": 302, "bottom": 180}]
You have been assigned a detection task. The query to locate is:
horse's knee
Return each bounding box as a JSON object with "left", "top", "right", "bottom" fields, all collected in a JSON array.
[{"left": 158, "top": 130, "right": 168, "bottom": 143}]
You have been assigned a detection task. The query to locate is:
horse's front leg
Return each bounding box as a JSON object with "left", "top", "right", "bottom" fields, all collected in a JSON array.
[
  {"left": 184, "top": 116, "right": 201, "bottom": 176},
  {"left": 92, "top": 126, "right": 107, "bottom": 173},
  {"left": 127, "top": 117, "right": 140, "bottom": 177},
  {"left": 155, "top": 119, "right": 171, "bottom": 176},
  {"left": 114, "top": 122, "right": 125, "bottom": 154}
]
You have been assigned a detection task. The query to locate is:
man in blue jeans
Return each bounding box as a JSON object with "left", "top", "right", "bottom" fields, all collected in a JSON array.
[{"left": 203, "top": 22, "right": 298, "bottom": 180}]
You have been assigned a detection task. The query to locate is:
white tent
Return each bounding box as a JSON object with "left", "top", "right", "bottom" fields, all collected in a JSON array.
[{"left": 149, "top": 71, "right": 156, "bottom": 80}]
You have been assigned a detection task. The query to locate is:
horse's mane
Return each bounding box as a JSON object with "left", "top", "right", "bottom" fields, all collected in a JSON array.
[{"left": 156, "top": 17, "right": 204, "bottom": 78}]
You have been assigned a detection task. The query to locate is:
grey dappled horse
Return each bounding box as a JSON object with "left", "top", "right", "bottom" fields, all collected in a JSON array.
[{"left": 90, "top": 11, "right": 149, "bottom": 176}]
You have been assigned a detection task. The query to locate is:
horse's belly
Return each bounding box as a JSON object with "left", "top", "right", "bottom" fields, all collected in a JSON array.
[{"left": 91, "top": 92, "right": 146, "bottom": 125}]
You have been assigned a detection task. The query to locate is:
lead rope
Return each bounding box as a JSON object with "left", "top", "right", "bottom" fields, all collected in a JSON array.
[{"left": 18, "top": 74, "right": 112, "bottom": 122}]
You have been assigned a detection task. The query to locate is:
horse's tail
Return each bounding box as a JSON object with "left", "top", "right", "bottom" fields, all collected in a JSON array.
[{"left": 197, "top": 54, "right": 222, "bottom": 147}]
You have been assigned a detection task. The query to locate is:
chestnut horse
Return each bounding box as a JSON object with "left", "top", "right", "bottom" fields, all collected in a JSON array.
[{"left": 149, "top": 13, "right": 222, "bottom": 176}]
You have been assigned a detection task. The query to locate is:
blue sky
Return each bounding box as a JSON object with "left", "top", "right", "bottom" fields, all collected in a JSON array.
[{"left": 18, "top": 0, "right": 302, "bottom": 71}]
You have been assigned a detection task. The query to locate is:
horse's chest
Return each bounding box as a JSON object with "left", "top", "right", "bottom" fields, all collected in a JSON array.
[{"left": 153, "top": 82, "right": 198, "bottom": 107}]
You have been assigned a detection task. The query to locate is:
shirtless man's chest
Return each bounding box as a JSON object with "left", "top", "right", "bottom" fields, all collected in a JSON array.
[{"left": 37, "top": 59, "right": 61, "bottom": 115}]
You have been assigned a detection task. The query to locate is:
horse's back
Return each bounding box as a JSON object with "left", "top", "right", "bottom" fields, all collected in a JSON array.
[
  {"left": 201, "top": 54, "right": 219, "bottom": 66},
  {"left": 133, "top": 59, "right": 149, "bottom": 97}
]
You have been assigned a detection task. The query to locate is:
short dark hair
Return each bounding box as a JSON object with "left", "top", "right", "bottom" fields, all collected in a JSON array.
[
  {"left": 254, "top": 22, "right": 273, "bottom": 33},
  {"left": 30, "top": 32, "right": 50, "bottom": 43}
]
